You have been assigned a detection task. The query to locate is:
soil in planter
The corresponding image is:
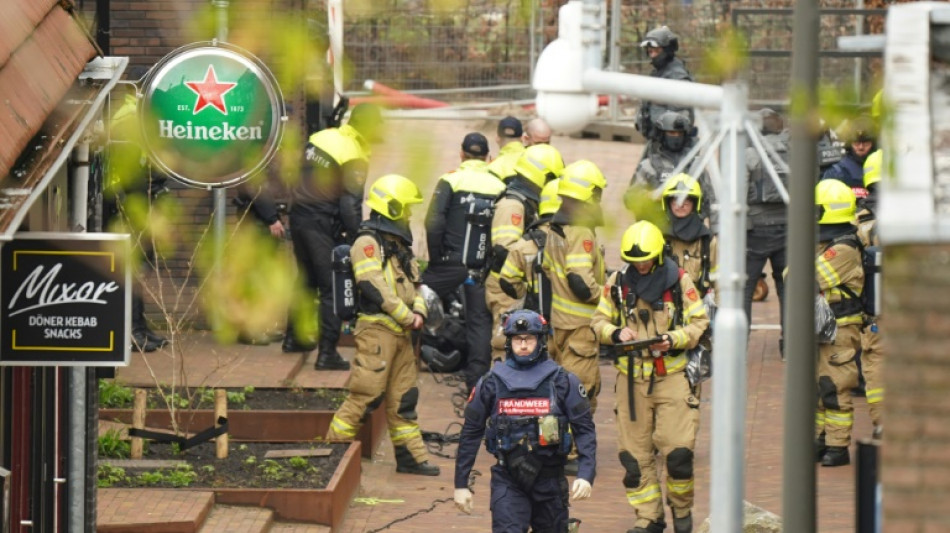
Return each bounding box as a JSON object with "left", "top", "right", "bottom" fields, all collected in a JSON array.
[
  {"left": 99, "top": 441, "right": 348, "bottom": 490},
  {"left": 100, "top": 383, "right": 346, "bottom": 411}
]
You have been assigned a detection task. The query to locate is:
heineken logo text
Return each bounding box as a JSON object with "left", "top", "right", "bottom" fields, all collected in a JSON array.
[{"left": 159, "top": 120, "right": 262, "bottom": 141}]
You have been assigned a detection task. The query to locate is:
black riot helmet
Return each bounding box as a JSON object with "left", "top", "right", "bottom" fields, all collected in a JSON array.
[
  {"left": 640, "top": 26, "right": 679, "bottom": 69},
  {"left": 654, "top": 111, "right": 690, "bottom": 153},
  {"left": 503, "top": 310, "right": 548, "bottom": 366}
]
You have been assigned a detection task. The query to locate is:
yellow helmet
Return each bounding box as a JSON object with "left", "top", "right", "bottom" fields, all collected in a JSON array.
[
  {"left": 513, "top": 144, "right": 564, "bottom": 189},
  {"left": 815, "top": 179, "right": 856, "bottom": 225},
  {"left": 661, "top": 173, "right": 702, "bottom": 214},
  {"left": 538, "top": 179, "right": 562, "bottom": 216},
  {"left": 620, "top": 221, "right": 666, "bottom": 264},
  {"left": 366, "top": 174, "right": 423, "bottom": 220},
  {"left": 558, "top": 160, "right": 607, "bottom": 203},
  {"left": 863, "top": 149, "right": 882, "bottom": 189}
]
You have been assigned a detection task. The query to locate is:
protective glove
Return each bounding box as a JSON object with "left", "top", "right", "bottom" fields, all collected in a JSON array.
[
  {"left": 454, "top": 488, "right": 473, "bottom": 514},
  {"left": 571, "top": 478, "right": 592, "bottom": 501}
]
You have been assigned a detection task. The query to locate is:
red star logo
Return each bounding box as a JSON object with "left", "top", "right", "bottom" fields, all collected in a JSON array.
[{"left": 185, "top": 66, "right": 236, "bottom": 115}]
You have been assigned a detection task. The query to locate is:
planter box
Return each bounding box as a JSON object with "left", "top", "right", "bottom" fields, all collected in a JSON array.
[
  {"left": 99, "top": 403, "right": 386, "bottom": 459},
  {"left": 213, "top": 440, "right": 361, "bottom": 528},
  {"left": 97, "top": 441, "right": 361, "bottom": 532}
]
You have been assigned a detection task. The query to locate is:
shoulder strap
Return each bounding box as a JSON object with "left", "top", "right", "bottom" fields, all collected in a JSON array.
[{"left": 700, "top": 235, "right": 711, "bottom": 293}]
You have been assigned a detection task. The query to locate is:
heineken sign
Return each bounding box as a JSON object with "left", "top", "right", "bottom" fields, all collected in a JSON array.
[{"left": 141, "top": 42, "right": 285, "bottom": 188}]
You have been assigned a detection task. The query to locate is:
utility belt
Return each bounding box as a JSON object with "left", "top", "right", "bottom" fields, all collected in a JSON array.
[
  {"left": 498, "top": 445, "right": 565, "bottom": 489},
  {"left": 829, "top": 296, "right": 863, "bottom": 318}
]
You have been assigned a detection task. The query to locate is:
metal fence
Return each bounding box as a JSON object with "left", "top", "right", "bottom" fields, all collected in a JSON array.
[{"left": 310, "top": 0, "right": 885, "bottom": 108}]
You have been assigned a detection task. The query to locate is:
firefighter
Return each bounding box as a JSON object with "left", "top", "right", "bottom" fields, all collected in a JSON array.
[
  {"left": 661, "top": 173, "right": 717, "bottom": 297},
  {"left": 325, "top": 174, "right": 440, "bottom": 476},
  {"left": 423, "top": 132, "right": 506, "bottom": 390},
  {"left": 813, "top": 179, "right": 864, "bottom": 467},
  {"left": 591, "top": 221, "right": 709, "bottom": 533},
  {"left": 496, "top": 179, "right": 562, "bottom": 321},
  {"left": 635, "top": 26, "right": 694, "bottom": 162},
  {"left": 821, "top": 115, "right": 876, "bottom": 200},
  {"left": 541, "top": 160, "right": 607, "bottom": 413},
  {"left": 453, "top": 309, "right": 596, "bottom": 532},
  {"left": 486, "top": 144, "right": 564, "bottom": 363},
  {"left": 488, "top": 116, "right": 525, "bottom": 181},
  {"left": 285, "top": 103, "right": 384, "bottom": 370},
  {"left": 860, "top": 150, "right": 884, "bottom": 438}
]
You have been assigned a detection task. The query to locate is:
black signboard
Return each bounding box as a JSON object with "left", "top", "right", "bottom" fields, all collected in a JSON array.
[{"left": 1, "top": 233, "right": 131, "bottom": 366}]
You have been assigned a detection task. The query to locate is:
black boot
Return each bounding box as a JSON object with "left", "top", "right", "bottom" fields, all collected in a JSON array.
[
  {"left": 394, "top": 446, "right": 440, "bottom": 476},
  {"left": 144, "top": 328, "right": 168, "bottom": 348},
  {"left": 814, "top": 433, "right": 827, "bottom": 463},
  {"left": 131, "top": 295, "right": 162, "bottom": 352},
  {"left": 821, "top": 446, "right": 850, "bottom": 467},
  {"left": 673, "top": 513, "right": 692, "bottom": 533},
  {"left": 627, "top": 520, "right": 667, "bottom": 533},
  {"left": 315, "top": 351, "right": 350, "bottom": 370}
]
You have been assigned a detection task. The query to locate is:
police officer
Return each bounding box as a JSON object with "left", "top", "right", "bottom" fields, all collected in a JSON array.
[
  {"left": 497, "top": 179, "right": 562, "bottom": 321},
  {"left": 453, "top": 309, "right": 596, "bottom": 532},
  {"left": 542, "top": 160, "right": 607, "bottom": 413},
  {"left": 744, "top": 108, "right": 790, "bottom": 357},
  {"left": 860, "top": 150, "right": 884, "bottom": 438},
  {"left": 812, "top": 179, "right": 864, "bottom": 467},
  {"left": 661, "top": 174, "right": 717, "bottom": 299},
  {"left": 106, "top": 83, "right": 169, "bottom": 353},
  {"left": 821, "top": 115, "right": 876, "bottom": 200},
  {"left": 486, "top": 144, "right": 564, "bottom": 362},
  {"left": 325, "top": 174, "right": 440, "bottom": 476},
  {"left": 590, "top": 221, "right": 709, "bottom": 533},
  {"left": 285, "top": 103, "right": 384, "bottom": 370},
  {"left": 635, "top": 26, "right": 694, "bottom": 160},
  {"left": 424, "top": 133, "right": 506, "bottom": 390},
  {"left": 488, "top": 116, "right": 525, "bottom": 181}
]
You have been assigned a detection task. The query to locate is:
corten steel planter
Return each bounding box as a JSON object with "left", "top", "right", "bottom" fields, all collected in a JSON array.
[
  {"left": 99, "top": 400, "right": 386, "bottom": 459},
  {"left": 212, "top": 440, "right": 361, "bottom": 528}
]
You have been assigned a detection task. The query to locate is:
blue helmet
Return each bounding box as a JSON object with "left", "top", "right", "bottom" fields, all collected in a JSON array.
[{"left": 503, "top": 310, "right": 548, "bottom": 366}]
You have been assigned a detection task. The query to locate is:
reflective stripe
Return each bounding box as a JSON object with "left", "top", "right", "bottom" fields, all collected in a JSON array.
[
  {"left": 359, "top": 314, "right": 404, "bottom": 333},
  {"left": 815, "top": 412, "right": 825, "bottom": 426},
  {"left": 667, "top": 478, "right": 694, "bottom": 495},
  {"left": 500, "top": 261, "right": 524, "bottom": 278},
  {"left": 412, "top": 295, "right": 426, "bottom": 315},
  {"left": 683, "top": 300, "right": 705, "bottom": 321},
  {"left": 836, "top": 315, "right": 864, "bottom": 326},
  {"left": 552, "top": 294, "right": 596, "bottom": 318},
  {"left": 492, "top": 226, "right": 523, "bottom": 241},
  {"left": 565, "top": 254, "right": 593, "bottom": 268},
  {"left": 825, "top": 410, "right": 853, "bottom": 428},
  {"left": 329, "top": 416, "right": 357, "bottom": 438},
  {"left": 668, "top": 329, "right": 688, "bottom": 349},
  {"left": 354, "top": 258, "right": 382, "bottom": 276},
  {"left": 816, "top": 257, "right": 841, "bottom": 287},
  {"left": 596, "top": 298, "right": 615, "bottom": 317},
  {"left": 866, "top": 387, "right": 884, "bottom": 404},
  {"left": 626, "top": 483, "right": 662, "bottom": 506},
  {"left": 390, "top": 424, "right": 422, "bottom": 444},
  {"left": 663, "top": 353, "right": 687, "bottom": 373}
]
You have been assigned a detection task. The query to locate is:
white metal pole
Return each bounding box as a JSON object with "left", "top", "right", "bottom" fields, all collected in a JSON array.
[
  {"left": 608, "top": 0, "right": 621, "bottom": 121},
  {"left": 709, "top": 81, "right": 749, "bottom": 533},
  {"left": 328, "top": 0, "right": 344, "bottom": 105}
]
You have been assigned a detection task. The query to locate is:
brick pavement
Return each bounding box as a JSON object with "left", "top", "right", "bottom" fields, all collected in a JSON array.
[{"left": 198, "top": 505, "right": 273, "bottom": 533}]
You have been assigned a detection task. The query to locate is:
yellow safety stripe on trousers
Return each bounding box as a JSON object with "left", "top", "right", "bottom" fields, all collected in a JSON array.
[
  {"left": 551, "top": 293, "right": 596, "bottom": 318},
  {"left": 865, "top": 387, "right": 884, "bottom": 404},
  {"left": 329, "top": 415, "right": 358, "bottom": 438},
  {"left": 825, "top": 410, "right": 853, "bottom": 428},
  {"left": 492, "top": 226, "right": 523, "bottom": 242},
  {"left": 816, "top": 257, "right": 841, "bottom": 288},
  {"left": 389, "top": 424, "right": 422, "bottom": 444},
  {"left": 359, "top": 314, "right": 405, "bottom": 333},
  {"left": 565, "top": 254, "right": 593, "bottom": 269},
  {"left": 354, "top": 258, "right": 382, "bottom": 276},
  {"left": 666, "top": 478, "right": 694, "bottom": 496},
  {"left": 626, "top": 483, "right": 662, "bottom": 506},
  {"left": 499, "top": 260, "right": 524, "bottom": 279}
]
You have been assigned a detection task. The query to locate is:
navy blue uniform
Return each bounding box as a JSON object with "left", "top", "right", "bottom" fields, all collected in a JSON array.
[{"left": 455, "top": 358, "right": 596, "bottom": 533}]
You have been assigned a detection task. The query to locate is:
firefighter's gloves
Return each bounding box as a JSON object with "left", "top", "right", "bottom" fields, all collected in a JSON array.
[
  {"left": 454, "top": 488, "right": 474, "bottom": 514},
  {"left": 571, "top": 478, "right": 592, "bottom": 500}
]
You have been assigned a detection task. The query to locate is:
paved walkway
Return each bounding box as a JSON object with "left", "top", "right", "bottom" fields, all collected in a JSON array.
[{"left": 105, "top": 120, "right": 871, "bottom": 531}]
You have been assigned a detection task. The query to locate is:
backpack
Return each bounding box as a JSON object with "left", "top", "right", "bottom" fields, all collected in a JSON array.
[
  {"left": 823, "top": 234, "right": 882, "bottom": 318},
  {"left": 331, "top": 230, "right": 392, "bottom": 320},
  {"left": 461, "top": 196, "right": 495, "bottom": 270}
]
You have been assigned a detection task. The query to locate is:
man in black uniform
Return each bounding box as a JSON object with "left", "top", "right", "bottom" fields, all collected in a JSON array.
[
  {"left": 284, "top": 103, "right": 383, "bottom": 370},
  {"left": 423, "top": 132, "right": 506, "bottom": 390},
  {"left": 454, "top": 309, "right": 596, "bottom": 532},
  {"left": 636, "top": 26, "right": 694, "bottom": 164}
]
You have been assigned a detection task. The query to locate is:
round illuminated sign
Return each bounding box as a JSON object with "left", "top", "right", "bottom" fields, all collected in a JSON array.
[{"left": 140, "top": 42, "right": 285, "bottom": 188}]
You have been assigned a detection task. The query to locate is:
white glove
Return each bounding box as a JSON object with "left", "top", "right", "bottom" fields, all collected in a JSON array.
[
  {"left": 454, "top": 488, "right": 473, "bottom": 514},
  {"left": 571, "top": 478, "right": 592, "bottom": 501}
]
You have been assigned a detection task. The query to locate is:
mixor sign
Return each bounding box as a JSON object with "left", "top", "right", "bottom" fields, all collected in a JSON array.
[
  {"left": 140, "top": 42, "right": 285, "bottom": 188},
  {"left": 0, "top": 234, "right": 131, "bottom": 366}
]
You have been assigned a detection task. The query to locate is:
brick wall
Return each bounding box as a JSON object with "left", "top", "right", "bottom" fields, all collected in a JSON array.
[{"left": 880, "top": 243, "right": 950, "bottom": 531}]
